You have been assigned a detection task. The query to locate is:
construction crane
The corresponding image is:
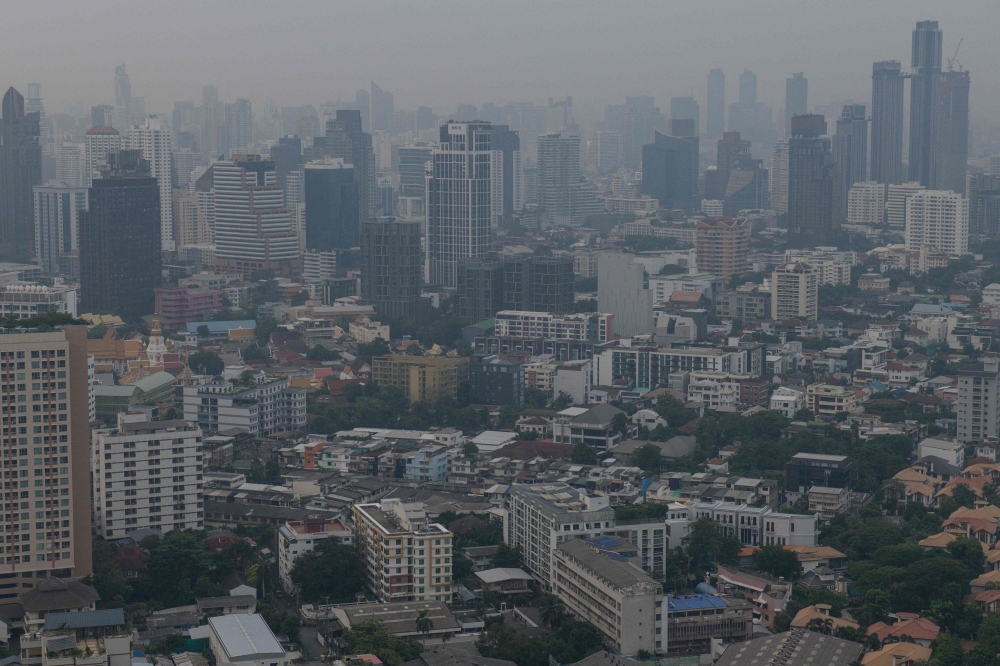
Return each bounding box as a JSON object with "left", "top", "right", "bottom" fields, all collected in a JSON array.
[{"left": 947, "top": 38, "right": 964, "bottom": 71}]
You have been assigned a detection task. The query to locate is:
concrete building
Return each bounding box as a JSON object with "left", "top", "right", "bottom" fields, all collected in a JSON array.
[
  {"left": 804, "top": 383, "right": 857, "bottom": 418},
  {"left": 124, "top": 116, "right": 172, "bottom": 251},
  {"left": 181, "top": 374, "right": 306, "bottom": 436},
  {"left": 91, "top": 412, "right": 203, "bottom": 539},
  {"left": 593, "top": 342, "right": 754, "bottom": 391},
  {"left": 502, "top": 254, "right": 575, "bottom": 314},
  {"left": 770, "top": 386, "right": 805, "bottom": 418},
  {"left": 552, "top": 361, "right": 593, "bottom": 406},
  {"left": 771, "top": 262, "right": 818, "bottom": 322},
  {"left": 695, "top": 218, "right": 749, "bottom": 284},
  {"left": 784, "top": 453, "right": 852, "bottom": 497},
  {"left": 352, "top": 498, "right": 454, "bottom": 603},
  {"left": 908, "top": 20, "right": 943, "bottom": 188},
  {"left": 833, "top": 104, "right": 868, "bottom": 215},
  {"left": 494, "top": 311, "right": 612, "bottom": 342},
  {"left": 0, "top": 328, "right": 92, "bottom": 603},
  {"left": 847, "top": 181, "right": 885, "bottom": 227},
  {"left": 33, "top": 181, "right": 87, "bottom": 276},
  {"left": 598, "top": 252, "right": 653, "bottom": 337},
  {"left": 371, "top": 355, "right": 470, "bottom": 405},
  {"left": 770, "top": 139, "right": 789, "bottom": 216},
  {"left": 0, "top": 284, "right": 77, "bottom": 320},
  {"left": 538, "top": 132, "right": 586, "bottom": 225},
  {"left": 957, "top": 355, "right": 1000, "bottom": 444},
  {"left": 663, "top": 594, "right": 753, "bottom": 656},
  {"left": 360, "top": 217, "right": 424, "bottom": 320},
  {"left": 904, "top": 189, "right": 969, "bottom": 255},
  {"left": 886, "top": 182, "right": 925, "bottom": 229},
  {"left": 469, "top": 355, "right": 524, "bottom": 406},
  {"left": 277, "top": 518, "right": 353, "bottom": 593},
  {"left": 83, "top": 126, "right": 121, "bottom": 187},
  {"left": 715, "top": 284, "right": 771, "bottom": 324},
  {"left": 1, "top": 87, "right": 42, "bottom": 263},
  {"left": 784, "top": 73, "right": 808, "bottom": 137},
  {"left": 871, "top": 60, "right": 905, "bottom": 186}
]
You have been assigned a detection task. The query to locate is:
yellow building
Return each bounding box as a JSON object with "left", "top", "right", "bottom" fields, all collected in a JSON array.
[
  {"left": 371, "top": 355, "right": 469, "bottom": 404},
  {"left": 805, "top": 382, "right": 858, "bottom": 416}
]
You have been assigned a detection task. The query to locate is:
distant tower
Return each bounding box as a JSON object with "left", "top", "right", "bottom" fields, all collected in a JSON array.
[
  {"left": 84, "top": 126, "right": 121, "bottom": 186},
  {"left": 113, "top": 64, "right": 132, "bottom": 131},
  {"left": 0, "top": 87, "right": 42, "bottom": 262},
  {"left": 707, "top": 69, "right": 726, "bottom": 139},
  {"left": 870, "top": 60, "right": 905, "bottom": 185},
  {"left": 937, "top": 69, "right": 970, "bottom": 195},
  {"left": 908, "top": 20, "right": 943, "bottom": 187},
  {"left": 670, "top": 97, "right": 700, "bottom": 137},
  {"left": 787, "top": 115, "right": 838, "bottom": 248},
  {"left": 126, "top": 116, "right": 173, "bottom": 251},
  {"left": 784, "top": 73, "right": 808, "bottom": 136},
  {"left": 833, "top": 104, "right": 869, "bottom": 218}
]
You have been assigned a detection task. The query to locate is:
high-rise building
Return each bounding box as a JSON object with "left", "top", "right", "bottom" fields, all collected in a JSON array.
[
  {"left": 426, "top": 122, "right": 492, "bottom": 287},
  {"left": 598, "top": 252, "right": 653, "bottom": 337},
  {"left": 904, "top": 189, "right": 969, "bottom": 255},
  {"left": 670, "top": 97, "right": 700, "bottom": 137},
  {"left": 326, "top": 110, "right": 376, "bottom": 222},
  {"left": 171, "top": 189, "right": 211, "bottom": 247},
  {"left": 34, "top": 182, "right": 87, "bottom": 276},
  {"left": 537, "top": 132, "right": 583, "bottom": 224},
  {"left": 371, "top": 355, "right": 470, "bottom": 405},
  {"left": 92, "top": 412, "right": 204, "bottom": 539},
  {"left": 502, "top": 254, "right": 575, "bottom": 313},
  {"left": 456, "top": 259, "right": 503, "bottom": 323},
  {"left": 0, "top": 88, "right": 42, "bottom": 263},
  {"left": 707, "top": 69, "right": 726, "bottom": 139},
  {"left": 771, "top": 262, "right": 819, "bottom": 321},
  {"left": 212, "top": 155, "right": 300, "bottom": 279},
  {"left": 607, "top": 96, "right": 666, "bottom": 169},
  {"left": 729, "top": 69, "right": 758, "bottom": 136},
  {"left": 113, "top": 64, "right": 132, "bottom": 131},
  {"left": 270, "top": 136, "right": 303, "bottom": 189},
  {"left": 589, "top": 131, "right": 622, "bottom": 173},
  {"left": 0, "top": 327, "right": 92, "bottom": 598},
  {"left": 695, "top": 218, "right": 750, "bottom": 284},
  {"left": 201, "top": 86, "right": 222, "bottom": 158},
  {"left": 489, "top": 125, "right": 522, "bottom": 223},
  {"left": 937, "top": 70, "right": 970, "bottom": 195},
  {"left": 784, "top": 73, "right": 808, "bottom": 136},
  {"left": 470, "top": 355, "right": 524, "bottom": 407},
  {"left": 886, "top": 182, "right": 926, "bottom": 228},
  {"left": 55, "top": 143, "right": 84, "bottom": 188},
  {"left": 707, "top": 131, "right": 752, "bottom": 200},
  {"left": 304, "top": 160, "right": 359, "bottom": 250},
  {"left": 642, "top": 123, "right": 698, "bottom": 213},
  {"left": 957, "top": 354, "right": 1000, "bottom": 444},
  {"left": 84, "top": 126, "right": 121, "bottom": 187},
  {"left": 969, "top": 174, "right": 1000, "bottom": 237},
  {"left": 847, "top": 181, "right": 886, "bottom": 226},
  {"left": 771, "top": 139, "right": 789, "bottom": 216},
  {"left": 79, "top": 150, "right": 161, "bottom": 319},
  {"left": 833, "top": 104, "right": 868, "bottom": 217},
  {"left": 871, "top": 60, "right": 905, "bottom": 185},
  {"left": 224, "top": 99, "right": 252, "bottom": 157},
  {"left": 787, "top": 115, "right": 838, "bottom": 248},
  {"left": 90, "top": 105, "right": 114, "bottom": 129},
  {"left": 125, "top": 116, "right": 173, "bottom": 250},
  {"left": 360, "top": 216, "right": 424, "bottom": 320},
  {"left": 369, "top": 82, "right": 394, "bottom": 132},
  {"left": 908, "top": 20, "right": 943, "bottom": 187},
  {"left": 398, "top": 144, "right": 434, "bottom": 200}
]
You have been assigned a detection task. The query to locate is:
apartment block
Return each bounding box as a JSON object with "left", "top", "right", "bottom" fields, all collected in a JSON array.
[
  {"left": 371, "top": 356, "right": 469, "bottom": 405},
  {"left": 715, "top": 284, "right": 771, "bottom": 324},
  {"left": 182, "top": 374, "right": 306, "bottom": 436},
  {"left": 695, "top": 218, "right": 750, "bottom": 284},
  {"left": 847, "top": 181, "right": 885, "bottom": 226},
  {"left": 804, "top": 383, "right": 857, "bottom": 417},
  {"left": 494, "top": 311, "right": 612, "bottom": 343},
  {"left": 904, "top": 189, "right": 969, "bottom": 255},
  {"left": 352, "top": 499, "right": 454, "bottom": 603},
  {"left": 593, "top": 342, "right": 753, "bottom": 391},
  {"left": 771, "top": 263, "right": 818, "bottom": 322},
  {"left": 277, "top": 518, "right": 353, "bottom": 593},
  {"left": 957, "top": 354, "right": 1000, "bottom": 444},
  {"left": 91, "top": 413, "right": 204, "bottom": 539}
]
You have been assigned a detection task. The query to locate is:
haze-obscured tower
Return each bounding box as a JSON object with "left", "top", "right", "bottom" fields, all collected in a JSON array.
[
  {"left": 0, "top": 87, "right": 42, "bottom": 263},
  {"left": 908, "top": 20, "right": 943, "bottom": 187},
  {"left": 326, "top": 110, "right": 376, "bottom": 222},
  {"left": 787, "top": 115, "right": 838, "bottom": 248},
  {"left": 871, "top": 61, "right": 905, "bottom": 185},
  {"left": 113, "top": 64, "right": 131, "bottom": 131},
  {"left": 34, "top": 181, "right": 88, "bottom": 276},
  {"left": 937, "top": 69, "right": 970, "bottom": 195},
  {"left": 784, "top": 73, "right": 808, "bottom": 136},
  {"left": 707, "top": 69, "right": 726, "bottom": 139},
  {"left": 641, "top": 121, "right": 698, "bottom": 213},
  {"left": 833, "top": 104, "right": 868, "bottom": 218},
  {"left": 670, "top": 97, "right": 700, "bottom": 138}
]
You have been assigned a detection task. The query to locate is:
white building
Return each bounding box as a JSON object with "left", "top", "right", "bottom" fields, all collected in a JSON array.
[
  {"left": 84, "top": 125, "right": 121, "bottom": 186},
  {"left": 302, "top": 249, "right": 337, "bottom": 283},
  {"left": 770, "top": 139, "right": 789, "bottom": 216},
  {"left": 182, "top": 374, "right": 307, "bottom": 436},
  {"left": 664, "top": 500, "right": 817, "bottom": 550},
  {"left": 494, "top": 311, "right": 612, "bottom": 343},
  {"left": 277, "top": 518, "right": 354, "bottom": 593},
  {"left": 208, "top": 614, "right": 290, "bottom": 666},
  {"left": 598, "top": 251, "right": 654, "bottom": 337},
  {"left": 55, "top": 142, "right": 85, "bottom": 187},
  {"left": 701, "top": 199, "right": 724, "bottom": 217},
  {"left": 771, "top": 262, "right": 819, "bottom": 321},
  {"left": 904, "top": 189, "right": 969, "bottom": 255},
  {"left": 125, "top": 115, "right": 173, "bottom": 250},
  {"left": 687, "top": 377, "right": 739, "bottom": 411},
  {"left": 957, "top": 354, "right": 1000, "bottom": 444},
  {"left": 91, "top": 412, "right": 203, "bottom": 539},
  {"left": 553, "top": 360, "right": 591, "bottom": 405},
  {"left": 769, "top": 386, "right": 805, "bottom": 418},
  {"left": 34, "top": 181, "right": 87, "bottom": 276},
  {"left": 917, "top": 436, "right": 966, "bottom": 467},
  {"left": 0, "top": 283, "right": 77, "bottom": 319},
  {"left": 847, "top": 181, "right": 885, "bottom": 226},
  {"left": 886, "top": 181, "right": 925, "bottom": 229}
]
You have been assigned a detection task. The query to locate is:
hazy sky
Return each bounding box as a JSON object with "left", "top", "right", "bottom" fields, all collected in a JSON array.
[{"left": 3, "top": 0, "right": 998, "bottom": 127}]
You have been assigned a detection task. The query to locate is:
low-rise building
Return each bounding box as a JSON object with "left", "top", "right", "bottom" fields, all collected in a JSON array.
[
  {"left": 769, "top": 386, "right": 805, "bottom": 418},
  {"left": 805, "top": 382, "right": 857, "bottom": 416},
  {"left": 663, "top": 594, "right": 753, "bottom": 655},
  {"left": 349, "top": 318, "right": 390, "bottom": 344},
  {"left": 807, "top": 486, "right": 849, "bottom": 520},
  {"left": 208, "top": 614, "right": 290, "bottom": 666},
  {"left": 470, "top": 355, "right": 524, "bottom": 406},
  {"left": 404, "top": 445, "right": 450, "bottom": 483},
  {"left": 0, "top": 283, "right": 77, "bottom": 319},
  {"left": 551, "top": 404, "right": 625, "bottom": 451},
  {"left": 182, "top": 374, "right": 306, "bottom": 436},
  {"left": 715, "top": 284, "right": 772, "bottom": 324},
  {"left": 784, "top": 453, "right": 852, "bottom": 499},
  {"left": 371, "top": 355, "right": 470, "bottom": 405},
  {"left": 474, "top": 568, "right": 533, "bottom": 595},
  {"left": 277, "top": 518, "right": 354, "bottom": 593},
  {"left": 494, "top": 311, "right": 613, "bottom": 343}
]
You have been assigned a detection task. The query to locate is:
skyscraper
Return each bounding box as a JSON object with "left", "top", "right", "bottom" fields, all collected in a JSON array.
[
  {"left": 326, "top": 110, "right": 375, "bottom": 222},
  {"left": 34, "top": 181, "right": 88, "bottom": 276},
  {"left": 90, "top": 105, "right": 114, "bottom": 129},
  {"left": 360, "top": 216, "right": 424, "bottom": 320},
  {"left": 113, "top": 64, "right": 132, "bottom": 131},
  {"left": 729, "top": 69, "right": 757, "bottom": 135},
  {"left": 489, "top": 125, "right": 522, "bottom": 223},
  {"left": 225, "top": 99, "right": 252, "bottom": 156},
  {"left": 833, "top": 104, "right": 868, "bottom": 218},
  {"left": 670, "top": 97, "right": 700, "bottom": 137},
  {"left": 787, "top": 115, "right": 838, "bottom": 248},
  {"left": 398, "top": 143, "right": 434, "bottom": 199},
  {"left": 771, "top": 139, "right": 790, "bottom": 217},
  {"left": 695, "top": 218, "right": 750, "bottom": 284},
  {"left": 610, "top": 96, "right": 666, "bottom": 169},
  {"left": 270, "top": 136, "right": 303, "bottom": 188},
  {"left": 937, "top": 69, "right": 970, "bottom": 195},
  {"left": 502, "top": 254, "right": 575, "bottom": 313},
  {"left": 706, "top": 131, "right": 751, "bottom": 200},
  {"left": 908, "top": 20, "right": 943, "bottom": 187},
  {"left": 201, "top": 86, "right": 221, "bottom": 158},
  {"left": 304, "top": 160, "right": 360, "bottom": 250},
  {"left": 707, "top": 69, "right": 726, "bottom": 139},
  {"left": 79, "top": 150, "right": 161, "bottom": 319},
  {"left": 370, "top": 82, "right": 394, "bottom": 132},
  {"left": 426, "top": 122, "right": 492, "bottom": 287},
  {"left": 0, "top": 88, "right": 42, "bottom": 263},
  {"left": 213, "top": 155, "right": 300, "bottom": 279},
  {"left": 641, "top": 123, "right": 698, "bottom": 213},
  {"left": 871, "top": 60, "right": 905, "bottom": 185},
  {"left": 457, "top": 258, "right": 504, "bottom": 323},
  {"left": 969, "top": 174, "right": 1000, "bottom": 237},
  {"left": 784, "top": 73, "right": 808, "bottom": 136},
  {"left": 83, "top": 126, "right": 121, "bottom": 187},
  {"left": 125, "top": 116, "right": 173, "bottom": 250},
  {"left": 904, "top": 189, "right": 969, "bottom": 255},
  {"left": 537, "top": 133, "right": 583, "bottom": 224}
]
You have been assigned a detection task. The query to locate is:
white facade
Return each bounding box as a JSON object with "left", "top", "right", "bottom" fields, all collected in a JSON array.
[
  {"left": 886, "top": 181, "right": 926, "bottom": 229},
  {"left": 957, "top": 356, "right": 1000, "bottom": 444},
  {"left": 847, "top": 181, "right": 885, "bottom": 226},
  {"left": 277, "top": 519, "right": 354, "bottom": 593},
  {"left": 904, "top": 189, "right": 969, "bottom": 255},
  {"left": 0, "top": 284, "right": 77, "bottom": 319},
  {"left": 598, "top": 252, "right": 654, "bottom": 337},
  {"left": 553, "top": 360, "right": 591, "bottom": 405},
  {"left": 984, "top": 284, "right": 1000, "bottom": 306},
  {"left": 771, "top": 262, "right": 819, "bottom": 321},
  {"left": 55, "top": 143, "right": 85, "bottom": 187},
  {"left": 494, "top": 311, "right": 612, "bottom": 342},
  {"left": 33, "top": 182, "right": 87, "bottom": 276},
  {"left": 182, "top": 374, "right": 307, "bottom": 436},
  {"left": 701, "top": 199, "right": 724, "bottom": 217},
  {"left": 91, "top": 412, "right": 203, "bottom": 539},
  {"left": 84, "top": 127, "right": 121, "bottom": 186},
  {"left": 770, "top": 139, "right": 789, "bottom": 216},
  {"left": 769, "top": 386, "right": 805, "bottom": 418},
  {"left": 125, "top": 116, "right": 173, "bottom": 251}
]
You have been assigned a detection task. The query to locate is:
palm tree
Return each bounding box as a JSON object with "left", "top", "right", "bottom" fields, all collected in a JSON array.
[
  {"left": 538, "top": 594, "right": 566, "bottom": 628},
  {"left": 415, "top": 609, "right": 434, "bottom": 648},
  {"left": 440, "top": 632, "right": 452, "bottom": 648}
]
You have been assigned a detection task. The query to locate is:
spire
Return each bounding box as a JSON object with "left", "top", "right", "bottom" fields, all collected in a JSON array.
[{"left": 151, "top": 312, "right": 162, "bottom": 337}]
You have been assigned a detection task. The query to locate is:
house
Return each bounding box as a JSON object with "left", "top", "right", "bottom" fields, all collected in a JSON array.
[
  {"left": 197, "top": 595, "right": 257, "bottom": 615},
  {"left": 861, "top": 643, "right": 932, "bottom": 666},
  {"left": 866, "top": 614, "right": 940, "bottom": 648},
  {"left": 790, "top": 604, "right": 859, "bottom": 632},
  {"left": 916, "top": 438, "right": 965, "bottom": 468},
  {"left": 551, "top": 404, "right": 627, "bottom": 451},
  {"left": 20, "top": 578, "right": 101, "bottom": 632},
  {"left": 110, "top": 545, "right": 148, "bottom": 582},
  {"left": 222, "top": 571, "right": 257, "bottom": 599},
  {"left": 463, "top": 545, "right": 498, "bottom": 572},
  {"left": 474, "top": 568, "right": 533, "bottom": 594},
  {"left": 784, "top": 545, "right": 848, "bottom": 573},
  {"left": 630, "top": 409, "right": 667, "bottom": 429}
]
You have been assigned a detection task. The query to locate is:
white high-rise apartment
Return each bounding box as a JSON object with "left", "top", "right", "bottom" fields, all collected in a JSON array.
[
  {"left": 55, "top": 143, "right": 85, "bottom": 187},
  {"left": 84, "top": 126, "right": 121, "bottom": 186},
  {"left": 126, "top": 116, "right": 173, "bottom": 250},
  {"left": 957, "top": 354, "right": 1000, "bottom": 444},
  {"left": 886, "top": 181, "right": 925, "bottom": 228},
  {"left": 904, "top": 189, "right": 969, "bottom": 255},
  {"left": 771, "top": 262, "right": 819, "bottom": 321},
  {"left": 770, "top": 139, "right": 789, "bottom": 216},
  {"left": 33, "top": 182, "right": 88, "bottom": 276},
  {"left": 92, "top": 412, "right": 203, "bottom": 540},
  {"left": 847, "top": 181, "right": 886, "bottom": 226}
]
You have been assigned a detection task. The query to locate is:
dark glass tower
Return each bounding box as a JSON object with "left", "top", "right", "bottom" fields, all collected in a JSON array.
[
  {"left": 833, "top": 104, "right": 868, "bottom": 217},
  {"left": 360, "top": 216, "right": 424, "bottom": 320},
  {"left": 0, "top": 87, "right": 42, "bottom": 262},
  {"left": 908, "top": 20, "right": 943, "bottom": 186},
  {"left": 784, "top": 73, "right": 808, "bottom": 136},
  {"left": 937, "top": 69, "right": 970, "bottom": 195},
  {"left": 707, "top": 69, "right": 725, "bottom": 139},
  {"left": 871, "top": 60, "right": 905, "bottom": 185},
  {"left": 326, "top": 110, "right": 375, "bottom": 221},
  {"left": 641, "top": 123, "right": 699, "bottom": 213},
  {"left": 304, "top": 161, "right": 360, "bottom": 250},
  {"left": 502, "top": 254, "right": 575, "bottom": 313},
  {"left": 787, "top": 115, "right": 838, "bottom": 248}
]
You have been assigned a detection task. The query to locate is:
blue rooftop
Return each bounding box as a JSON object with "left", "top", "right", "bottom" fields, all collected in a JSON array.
[
  {"left": 586, "top": 535, "right": 627, "bottom": 549},
  {"left": 666, "top": 594, "right": 727, "bottom": 612}
]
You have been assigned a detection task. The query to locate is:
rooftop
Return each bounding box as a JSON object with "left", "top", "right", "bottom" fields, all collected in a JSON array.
[{"left": 208, "top": 614, "right": 284, "bottom": 659}]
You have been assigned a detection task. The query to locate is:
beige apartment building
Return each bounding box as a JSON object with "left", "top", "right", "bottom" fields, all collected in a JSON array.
[
  {"left": 805, "top": 383, "right": 858, "bottom": 416},
  {"left": 371, "top": 356, "right": 469, "bottom": 405},
  {"left": 695, "top": 218, "right": 750, "bottom": 284},
  {"left": 771, "top": 262, "right": 819, "bottom": 321}
]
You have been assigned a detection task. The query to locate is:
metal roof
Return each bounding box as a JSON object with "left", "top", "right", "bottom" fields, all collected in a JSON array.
[
  {"left": 208, "top": 614, "right": 284, "bottom": 659},
  {"left": 45, "top": 608, "right": 125, "bottom": 630},
  {"left": 666, "top": 595, "right": 727, "bottom": 612}
]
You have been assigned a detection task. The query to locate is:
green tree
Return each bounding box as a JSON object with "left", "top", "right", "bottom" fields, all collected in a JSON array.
[
  {"left": 290, "top": 541, "right": 365, "bottom": 603},
  {"left": 755, "top": 544, "right": 800, "bottom": 580},
  {"left": 188, "top": 350, "right": 225, "bottom": 375},
  {"left": 538, "top": 594, "right": 566, "bottom": 628},
  {"left": 415, "top": 609, "right": 433, "bottom": 647},
  {"left": 951, "top": 483, "right": 977, "bottom": 509},
  {"left": 255, "top": 317, "right": 280, "bottom": 344},
  {"left": 138, "top": 530, "right": 212, "bottom": 608},
  {"left": 357, "top": 337, "right": 391, "bottom": 363},
  {"left": 631, "top": 443, "right": 663, "bottom": 473},
  {"left": 490, "top": 543, "right": 522, "bottom": 568},
  {"left": 792, "top": 407, "right": 814, "bottom": 422},
  {"left": 932, "top": 632, "right": 966, "bottom": 666},
  {"left": 85, "top": 540, "right": 132, "bottom": 606},
  {"left": 684, "top": 517, "right": 741, "bottom": 573},
  {"left": 571, "top": 442, "right": 598, "bottom": 465},
  {"left": 197, "top": 324, "right": 211, "bottom": 339},
  {"left": 462, "top": 441, "right": 479, "bottom": 455},
  {"left": 342, "top": 620, "right": 422, "bottom": 666}
]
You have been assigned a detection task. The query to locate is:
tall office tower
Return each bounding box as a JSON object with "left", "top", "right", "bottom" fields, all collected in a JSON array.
[
  {"left": 707, "top": 69, "right": 726, "bottom": 139},
  {"left": 871, "top": 61, "right": 905, "bottom": 185},
  {"left": 201, "top": 86, "right": 221, "bottom": 158},
  {"left": 125, "top": 116, "right": 173, "bottom": 250},
  {"left": 728, "top": 69, "right": 758, "bottom": 135},
  {"left": 0, "top": 326, "right": 93, "bottom": 597},
  {"left": 25, "top": 84, "right": 52, "bottom": 164},
  {"left": 225, "top": 99, "right": 252, "bottom": 156},
  {"left": 784, "top": 73, "right": 808, "bottom": 136},
  {"left": 457, "top": 259, "right": 504, "bottom": 322},
  {"left": 92, "top": 412, "right": 203, "bottom": 539},
  {"left": 590, "top": 132, "right": 622, "bottom": 173},
  {"left": 847, "top": 182, "right": 886, "bottom": 226},
  {"left": 213, "top": 155, "right": 300, "bottom": 279},
  {"left": 398, "top": 143, "right": 434, "bottom": 200},
  {"left": 172, "top": 149, "right": 206, "bottom": 190},
  {"left": 370, "top": 82, "right": 394, "bottom": 132},
  {"left": 79, "top": 150, "right": 161, "bottom": 319},
  {"left": 171, "top": 101, "right": 197, "bottom": 145},
  {"left": 771, "top": 262, "right": 819, "bottom": 321},
  {"left": 706, "top": 131, "right": 751, "bottom": 199},
  {"left": 426, "top": 122, "right": 492, "bottom": 287},
  {"left": 489, "top": 125, "right": 522, "bottom": 223},
  {"left": 113, "top": 64, "right": 132, "bottom": 131},
  {"left": 0, "top": 88, "right": 42, "bottom": 263},
  {"left": 695, "top": 218, "right": 750, "bottom": 284},
  {"left": 641, "top": 122, "right": 698, "bottom": 213},
  {"left": 787, "top": 115, "right": 838, "bottom": 248},
  {"left": 598, "top": 251, "right": 653, "bottom": 337},
  {"left": 326, "top": 110, "right": 376, "bottom": 221},
  {"left": 55, "top": 144, "right": 85, "bottom": 187},
  {"left": 968, "top": 174, "right": 1000, "bottom": 237},
  {"left": 270, "top": 136, "right": 303, "bottom": 188},
  {"left": 722, "top": 156, "right": 768, "bottom": 216},
  {"left": 83, "top": 126, "right": 121, "bottom": 187},
  {"left": 355, "top": 88, "right": 371, "bottom": 133},
  {"left": 502, "top": 254, "right": 575, "bottom": 313},
  {"left": 33, "top": 182, "right": 88, "bottom": 275},
  {"left": 670, "top": 97, "right": 700, "bottom": 137},
  {"left": 771, "top": 139, "right": 789, "bottom": 216},
  {"left": 937, "top": 70, "right": 970, "bottom": 195},
  {"left": 537, "top": 133, "right": 585, "bottom": 224},
  {"left": 615, "top": 96, "right": 666, "bottom": 169},
  {"left": 833, "top": 104, "right": 869, "bottom": 217},
  {"left": 90, "top": 105, "right": 114, "bottom": 129},
  {"left": 957, "top": 354, "right": 1000, "bottom": 444},
  {"left": 171, "top": 189, "right": 211, "bottom": 247},
  {"left": 904, "top": 189, "right": 969, "bottom": 255},
  {"left": 886, "top": 181, "right": 925, "bottom": 228},
  {"left": 304, "top": 160, "right": 360, "bottom": 250},
  {"left": 360, "top": 216, "right": 424, "bottom": 320},
  {"left": 909, "top": 20, "right": 943, "bottom": 187}
]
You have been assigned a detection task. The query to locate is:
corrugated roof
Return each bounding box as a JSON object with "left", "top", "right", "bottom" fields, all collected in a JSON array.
[
  {"left": 666, "top": 595, "right": 727, "bottom": 612},
  {"left": 208, "top": 614, "right": 283, "bottom": 659},
  {"left": 45, "top": 608, "right": 125, "bottom": 630}
]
